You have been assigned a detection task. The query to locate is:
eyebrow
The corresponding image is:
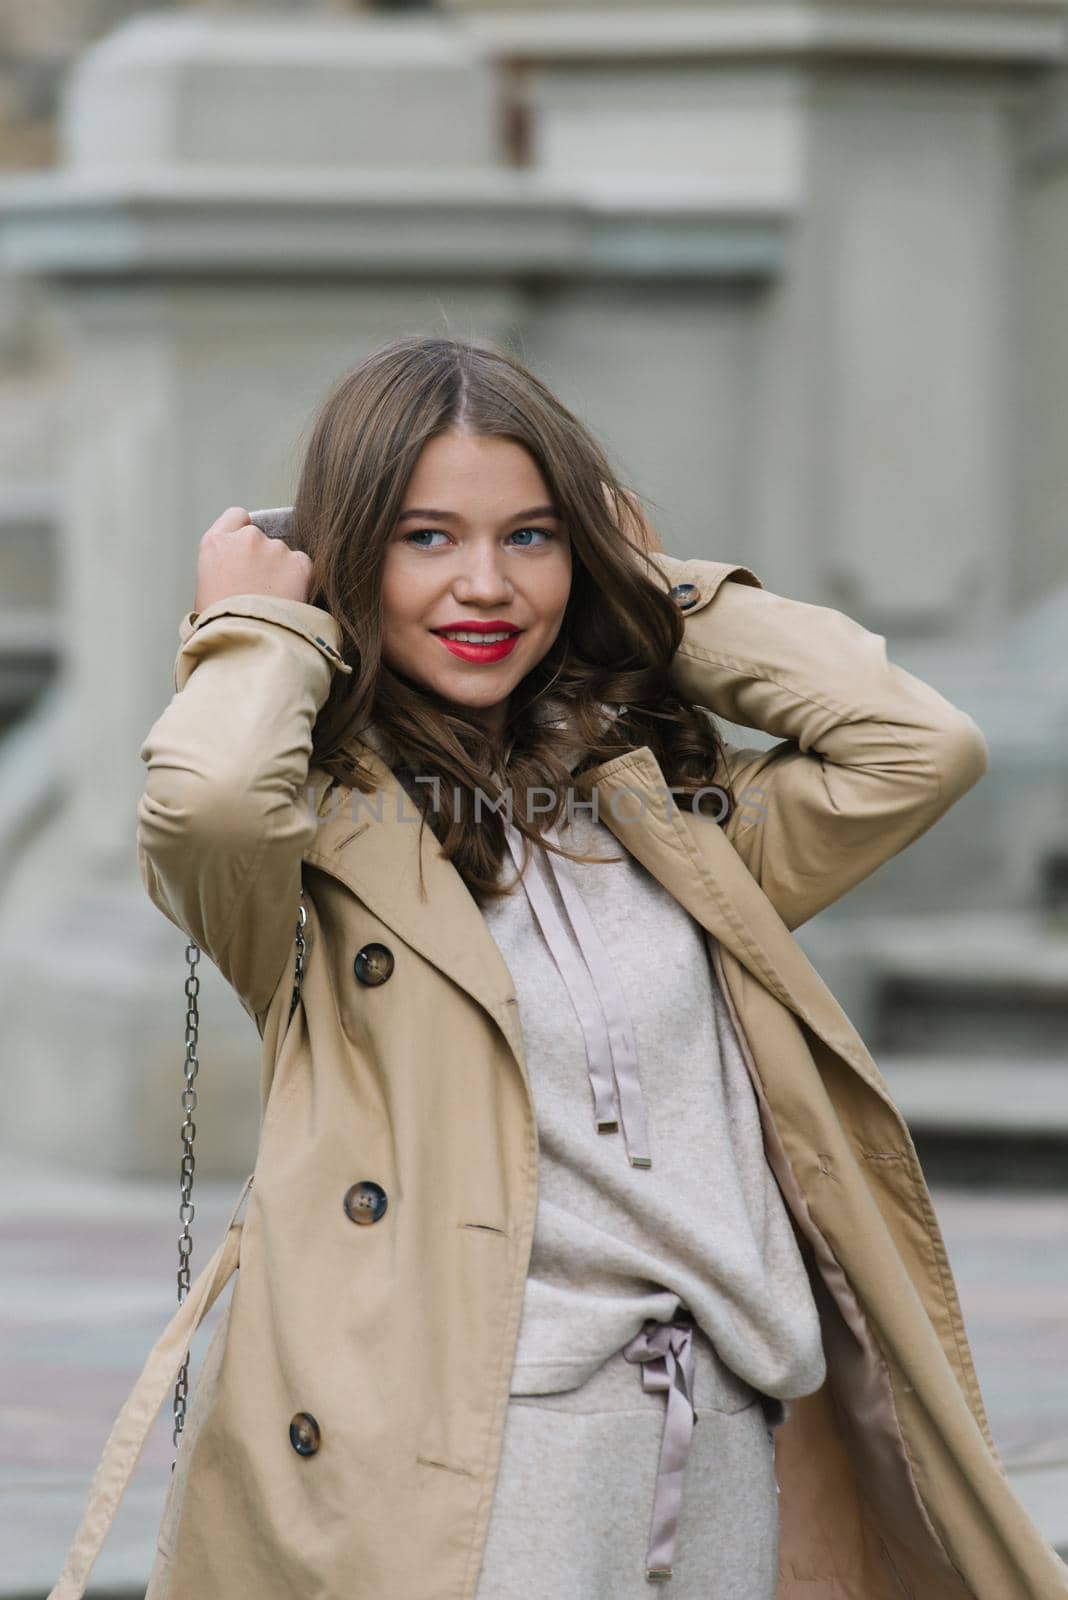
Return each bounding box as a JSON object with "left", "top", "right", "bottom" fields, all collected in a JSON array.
[{"left": 396, "top": 504, "right": 561, "bottom": 522}]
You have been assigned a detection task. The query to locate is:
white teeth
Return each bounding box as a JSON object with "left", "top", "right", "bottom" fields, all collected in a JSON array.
[{"left": 438, "top": 630, "right": 515, "bottom": 643}]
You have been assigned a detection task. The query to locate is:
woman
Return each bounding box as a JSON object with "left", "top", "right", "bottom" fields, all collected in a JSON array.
[{"left": 50, "top": 336, "right": 1068, "bottom": 1599}]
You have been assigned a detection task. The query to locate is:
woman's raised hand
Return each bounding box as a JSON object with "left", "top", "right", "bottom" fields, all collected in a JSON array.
[{"left": 194, "top": 506, "right": 313, "bottom": 615}]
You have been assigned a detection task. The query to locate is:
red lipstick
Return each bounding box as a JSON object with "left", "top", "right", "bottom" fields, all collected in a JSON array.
[
  {"left": 431, "top": 620, "right": 523, "bottom": 664},
  {"left": 432, "top": 620, "right": 520, "bottom": 633}
]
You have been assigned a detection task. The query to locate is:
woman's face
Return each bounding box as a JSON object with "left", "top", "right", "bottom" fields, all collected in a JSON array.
[{"left": 381, "top": 429, "right": 573, "bottom": 740}]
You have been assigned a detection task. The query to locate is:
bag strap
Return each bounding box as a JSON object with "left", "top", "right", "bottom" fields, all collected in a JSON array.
[
  {"left": 171, "top": 888, "right": 307, "bottom": 1453},
  {"left": 48, "top": 1178, "right": 251, "bottom": 1600}
]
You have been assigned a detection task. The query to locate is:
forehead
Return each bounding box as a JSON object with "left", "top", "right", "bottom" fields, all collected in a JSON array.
[{"left": 402, "top": 432, "right": 555, "bottom": 516}]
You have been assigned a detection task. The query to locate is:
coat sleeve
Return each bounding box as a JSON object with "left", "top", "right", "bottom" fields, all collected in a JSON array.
[
  {"left": 136, "top": 592, "right": 354, "bottom": 1021},
  {"left": 655, "top": 552, "right": 989, "bottom": 931}
]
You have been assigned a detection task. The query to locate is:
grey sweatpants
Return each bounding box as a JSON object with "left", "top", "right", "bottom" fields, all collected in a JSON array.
[{"left": 474, "top": 1322, "right": 782, "bottom": 1599}]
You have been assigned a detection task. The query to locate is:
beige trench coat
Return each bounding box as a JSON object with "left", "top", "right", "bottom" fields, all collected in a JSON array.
[{"left": 50, "top": 552, "right": 1068, "bottom": 1600}]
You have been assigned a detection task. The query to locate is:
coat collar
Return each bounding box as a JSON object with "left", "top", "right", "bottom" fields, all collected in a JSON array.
[{"left": 302, "top": 730, "right": 893, "bottom": 1114}]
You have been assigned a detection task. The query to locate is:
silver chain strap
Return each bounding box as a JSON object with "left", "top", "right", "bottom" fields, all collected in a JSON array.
[
  {"left": 290, "top": 895, "right": 307, "bottom": 1018},
  {"left": 171, "top": 889, "right": 306, "bottom": 1463}
]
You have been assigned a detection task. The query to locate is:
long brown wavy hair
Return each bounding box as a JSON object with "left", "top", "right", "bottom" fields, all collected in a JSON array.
[{"left": 292, "top": 334, "right": 735, "bottom": 902}]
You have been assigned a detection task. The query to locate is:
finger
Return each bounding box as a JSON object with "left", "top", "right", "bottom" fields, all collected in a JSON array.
[{"left": 210, "top": 506, "right": 252, "bottom": 537}]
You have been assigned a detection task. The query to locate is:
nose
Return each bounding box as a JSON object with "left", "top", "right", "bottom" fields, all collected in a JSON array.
[{"left": 452, "top": 542, "right": 514, "bottom": 608}]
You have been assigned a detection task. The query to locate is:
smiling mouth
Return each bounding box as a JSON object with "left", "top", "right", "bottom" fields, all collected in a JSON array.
[
  {"left": 431, "top": 629, "right": 523, "bottom": 662},
  {"left": 431, "top": 628, "right": 522, "bottom": 643}
]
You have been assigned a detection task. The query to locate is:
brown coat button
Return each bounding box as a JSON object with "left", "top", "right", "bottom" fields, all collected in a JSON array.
[
  {"left": 343, "top": 1181, "right": 388, "bottom": 1225},
  {"left": 669, "top": 582, "right": 700, "bottom": 610},
  {"left": 353, "top": 943, "right": 394, "bottom": 986},
  {"left": 289, "top": 1412, "right": 321, "bottom": 1456}
]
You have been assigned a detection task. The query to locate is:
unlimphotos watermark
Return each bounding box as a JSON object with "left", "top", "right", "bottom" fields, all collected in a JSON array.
[{"left": 306, "top": 777, "right": 768, "bottom": 828}]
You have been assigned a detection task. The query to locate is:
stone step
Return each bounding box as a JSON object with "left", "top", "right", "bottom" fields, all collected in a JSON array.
[
  {"left": 803, "top": 910, "right": 1068, "bottom": 1057},
  {"left": 876, "top": 1056, "right": 1068, "bottom": 1134},
  {"left": 869, "top": 917, "right": 1068, "bottom": 1135},
  {"left": 875, "top": 974, "right": 1068, "bottom": 1055},
  {"left": 871, "top": 913, "right": 1068, "bottom": 982},
  {"left": 799, "top": 912, "right": 1068, "bottom": 1179},
  {"left": 876, "top": 1054, "right": 1068, "bottom": 1187}
]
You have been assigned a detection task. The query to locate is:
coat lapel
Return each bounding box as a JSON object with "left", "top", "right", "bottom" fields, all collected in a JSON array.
[{"left": 301, "top": 753, "right": 528, "bottom": 1076}]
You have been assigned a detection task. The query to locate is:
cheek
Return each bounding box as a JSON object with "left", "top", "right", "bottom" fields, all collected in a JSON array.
[
  {"left": 380, "top": 565, "right": 425, "bottom": 656},
  {"left": 539, "top": 555, "right": 572, "bottom": 628},
  {"left": 379, "top": 599, "right": 403, "bottom": 663}
]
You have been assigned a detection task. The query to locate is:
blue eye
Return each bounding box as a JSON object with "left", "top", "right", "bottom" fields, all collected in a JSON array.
[
  {"left": 509, "top": 527, "right": 554, "bottom": 547},
  {"left": 403, "top": 529, "right": 449, "bottom": 548}
]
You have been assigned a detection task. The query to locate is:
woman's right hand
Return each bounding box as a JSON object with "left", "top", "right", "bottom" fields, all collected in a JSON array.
[{"left": 194, "top": 506, "right": 313, "bottom": 615}]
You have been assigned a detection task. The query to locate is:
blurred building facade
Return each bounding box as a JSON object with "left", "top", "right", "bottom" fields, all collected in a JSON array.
[{"left": 0, "top": 0, "right": 1066, "bottom": 1180}]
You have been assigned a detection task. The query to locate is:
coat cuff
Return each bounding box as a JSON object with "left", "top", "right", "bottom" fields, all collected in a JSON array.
[
  {"left": 175, "top": 594, "right": 353, "bottom": 690},
  {"left": 644, "top": 550, "right": 764, "bottom": 615}
]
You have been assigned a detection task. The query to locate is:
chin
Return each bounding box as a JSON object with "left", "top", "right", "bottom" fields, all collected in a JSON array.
[
  {"left": 429, "top": 680, "right": 507, "bottom": 715},
  {"left": 451, "top": 695, "right": 507, "bottom": 719}
]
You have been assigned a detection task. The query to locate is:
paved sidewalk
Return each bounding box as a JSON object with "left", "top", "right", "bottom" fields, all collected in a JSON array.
[{"left": 1, "top": 1154, "right": 1066, "bottom": 1597}]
